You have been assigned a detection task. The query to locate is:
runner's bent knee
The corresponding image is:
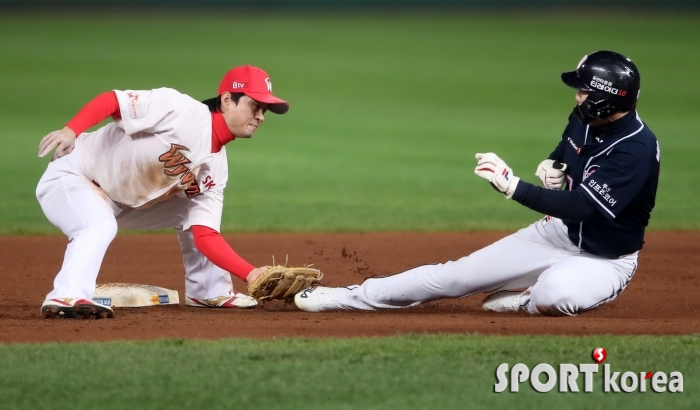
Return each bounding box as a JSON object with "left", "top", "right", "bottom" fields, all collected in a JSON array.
[{"left": 529, "top": 271, "right": 583, "bottom": 316}]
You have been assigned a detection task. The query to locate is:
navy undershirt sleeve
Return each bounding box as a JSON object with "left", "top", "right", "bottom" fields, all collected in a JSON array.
[{"left": 512, "top": 180, "right": 597, "bottom": 222}]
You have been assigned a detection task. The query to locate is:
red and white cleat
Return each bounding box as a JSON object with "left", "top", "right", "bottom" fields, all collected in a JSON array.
[{"left": 41, "top": 298, "right": 114, "bottom": 319}]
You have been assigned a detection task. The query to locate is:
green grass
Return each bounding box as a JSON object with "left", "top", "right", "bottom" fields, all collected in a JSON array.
[
  {"left": 0, "top": 334, "right": 697, "bottom": 410},
  {"left": 1, "top": 12, "right": 699, "bottom": 233}
]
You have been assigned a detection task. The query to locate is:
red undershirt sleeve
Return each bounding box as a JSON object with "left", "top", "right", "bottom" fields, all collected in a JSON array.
[
  {"left": 65, "top": 91, "right": 121, "bottom": 136},
  {"left": 191, "top": 225, "right": 255, "bottom": 281}
]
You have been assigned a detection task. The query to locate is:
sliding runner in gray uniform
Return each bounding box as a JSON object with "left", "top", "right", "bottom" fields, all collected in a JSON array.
[{"left": 295, "top": 50, "right": 660, "bottom": 316}]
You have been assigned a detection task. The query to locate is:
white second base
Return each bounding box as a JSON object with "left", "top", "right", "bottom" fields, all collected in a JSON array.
[{"left": 92, "top": 283, "right": 180, "bottom": 308}]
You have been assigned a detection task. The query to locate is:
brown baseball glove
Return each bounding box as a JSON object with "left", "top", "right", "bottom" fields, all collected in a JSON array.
[{"left": 247, "top": 265, "right": 323, "bottom": 302}]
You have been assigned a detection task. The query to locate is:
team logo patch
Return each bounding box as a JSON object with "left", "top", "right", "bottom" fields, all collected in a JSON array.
[
  {"left": 158, "top": 143, "right": 200, "bottom": 197},
  {"left": 202, "top": 175, "right": 216, "bottom": 190},
  {"left": 185, "top": 179, "right": 200, "bottom": 197},
  {"left": 583, "top": 165, "right": 599, "bottom": 181},
  {"left": 127, "top": 92, "right": 145, "bottom": 118}
]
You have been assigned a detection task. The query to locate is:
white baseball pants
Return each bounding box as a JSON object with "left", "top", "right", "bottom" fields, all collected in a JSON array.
[
  {"left": 36, "top": 152, "right": 234, "bottom": 301},
  {"left": 333, "top": 216, "right": 638, "bottom": 316}
]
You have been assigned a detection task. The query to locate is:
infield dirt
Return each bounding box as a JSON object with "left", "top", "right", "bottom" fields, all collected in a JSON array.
[{"left": 0, "top": 232, "right": 697, "bottom": 343}]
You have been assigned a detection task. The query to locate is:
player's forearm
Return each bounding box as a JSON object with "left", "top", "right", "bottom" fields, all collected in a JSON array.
[
  {"left": 191, "top": 225, "right": 255, "bottom": 281},
  {"left": 513, "top": 181, "right": 597, "bottom": 222},
  {"left": 65, "top": 91, "right": 121, "bottom": 136}
]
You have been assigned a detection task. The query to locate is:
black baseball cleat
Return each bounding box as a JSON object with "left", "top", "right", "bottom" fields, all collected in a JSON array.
[{"left": 41, "top": 298, "right": 114, "bottom": 319}]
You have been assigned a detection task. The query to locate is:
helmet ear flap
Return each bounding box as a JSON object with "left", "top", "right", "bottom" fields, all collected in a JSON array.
[{"left": 574, "top": 97, "right": 615, "bottom": 124}]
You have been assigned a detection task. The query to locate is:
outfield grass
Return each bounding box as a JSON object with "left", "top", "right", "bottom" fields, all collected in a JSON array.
[
  {"left": 0, "top": 334, "right": 697, "bottom": 410},
  {"left": 1, "top": 12, "right": 699, "bottom": 233}
]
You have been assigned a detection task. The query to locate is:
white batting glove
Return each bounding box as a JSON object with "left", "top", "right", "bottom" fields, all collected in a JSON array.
[
  {"left": 535, "top": 159, "right": 568, "bottom": 190},
  {"left": 474, "top": 152, "right": 520, "bottom": 199},
  {"left": 38, "top": 126, "right": 77, "bottom": 161}
]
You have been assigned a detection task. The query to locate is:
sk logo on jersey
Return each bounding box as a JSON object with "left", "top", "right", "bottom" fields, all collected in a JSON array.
[
  {"left": 158, "top": 144, "right": 200, "bottom": 197},
  {"left": 202, "top": 175, "right": 216, "bottom": 189}
]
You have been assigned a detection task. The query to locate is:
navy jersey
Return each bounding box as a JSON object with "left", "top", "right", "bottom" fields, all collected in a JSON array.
[{"left": 550, "top": 111, "right": 660, "bottom": 257}]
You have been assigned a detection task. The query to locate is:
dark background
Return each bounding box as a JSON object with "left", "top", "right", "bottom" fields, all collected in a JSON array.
[{"left": 1, "top": 0, "right": 698, "bottom": 11}]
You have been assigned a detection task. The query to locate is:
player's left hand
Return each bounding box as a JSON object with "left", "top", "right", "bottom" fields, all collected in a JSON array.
[
  {"left": 474, "top": 152, "right": 520, "bottom": 199},
  {"left": 535, "top": 159, "right": 568, "bottom": 190},
  {"left": 247, "top": 265, "right": 324, "bottom": 302},
  {"left": 38, "top": 126, "right": 77, "bottom": 161}
]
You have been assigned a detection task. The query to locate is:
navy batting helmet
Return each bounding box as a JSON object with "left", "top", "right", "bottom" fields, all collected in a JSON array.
[{"left": 561, "top": 51, "right": 641, "bottom": 124}]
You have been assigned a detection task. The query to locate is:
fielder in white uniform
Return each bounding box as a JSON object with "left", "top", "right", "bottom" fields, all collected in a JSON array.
[
  {"left": 295, "top": 51, "right": 659, "bottom": 316},
  {"left": 36, "top": 65, "right": 289, "bottom": 319}
]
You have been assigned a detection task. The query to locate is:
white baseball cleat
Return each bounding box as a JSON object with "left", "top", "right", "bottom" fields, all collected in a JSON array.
[
  {"left": 294, "top": 286, "right": 341, "bottom": 312},
  {"left": 481, "top": 291, "right": 523, "bottom": 312},
  {"left": 185, "top": 291, "right": 258, "bottom": 309}
]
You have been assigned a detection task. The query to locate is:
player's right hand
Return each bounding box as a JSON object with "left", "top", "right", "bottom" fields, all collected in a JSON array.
[
  {"left": 535, "top": 159, "right": 568, "bottom": 190},
  {"left": 474, "top": 152, "right": 520, "bottom": 199},
  {"left": 245, "top": 266, "right": 270, "bottom": 284},
  {"left": 38, "top": 126, "right": 77, "bottom": 161}
]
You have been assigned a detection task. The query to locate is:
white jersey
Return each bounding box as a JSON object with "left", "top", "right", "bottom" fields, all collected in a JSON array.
[{"left": 73, "top": 87, "right": 228, "bottom": 231}]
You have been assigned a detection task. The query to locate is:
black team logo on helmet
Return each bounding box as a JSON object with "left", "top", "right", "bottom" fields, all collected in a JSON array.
[{"left": 561, "top": 51, "right": 641, "bottom": 124}]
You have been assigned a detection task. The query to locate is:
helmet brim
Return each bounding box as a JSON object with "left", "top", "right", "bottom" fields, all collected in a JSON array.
[{"left": 561, "top": 71, "right": 594, "bottom": 91}]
